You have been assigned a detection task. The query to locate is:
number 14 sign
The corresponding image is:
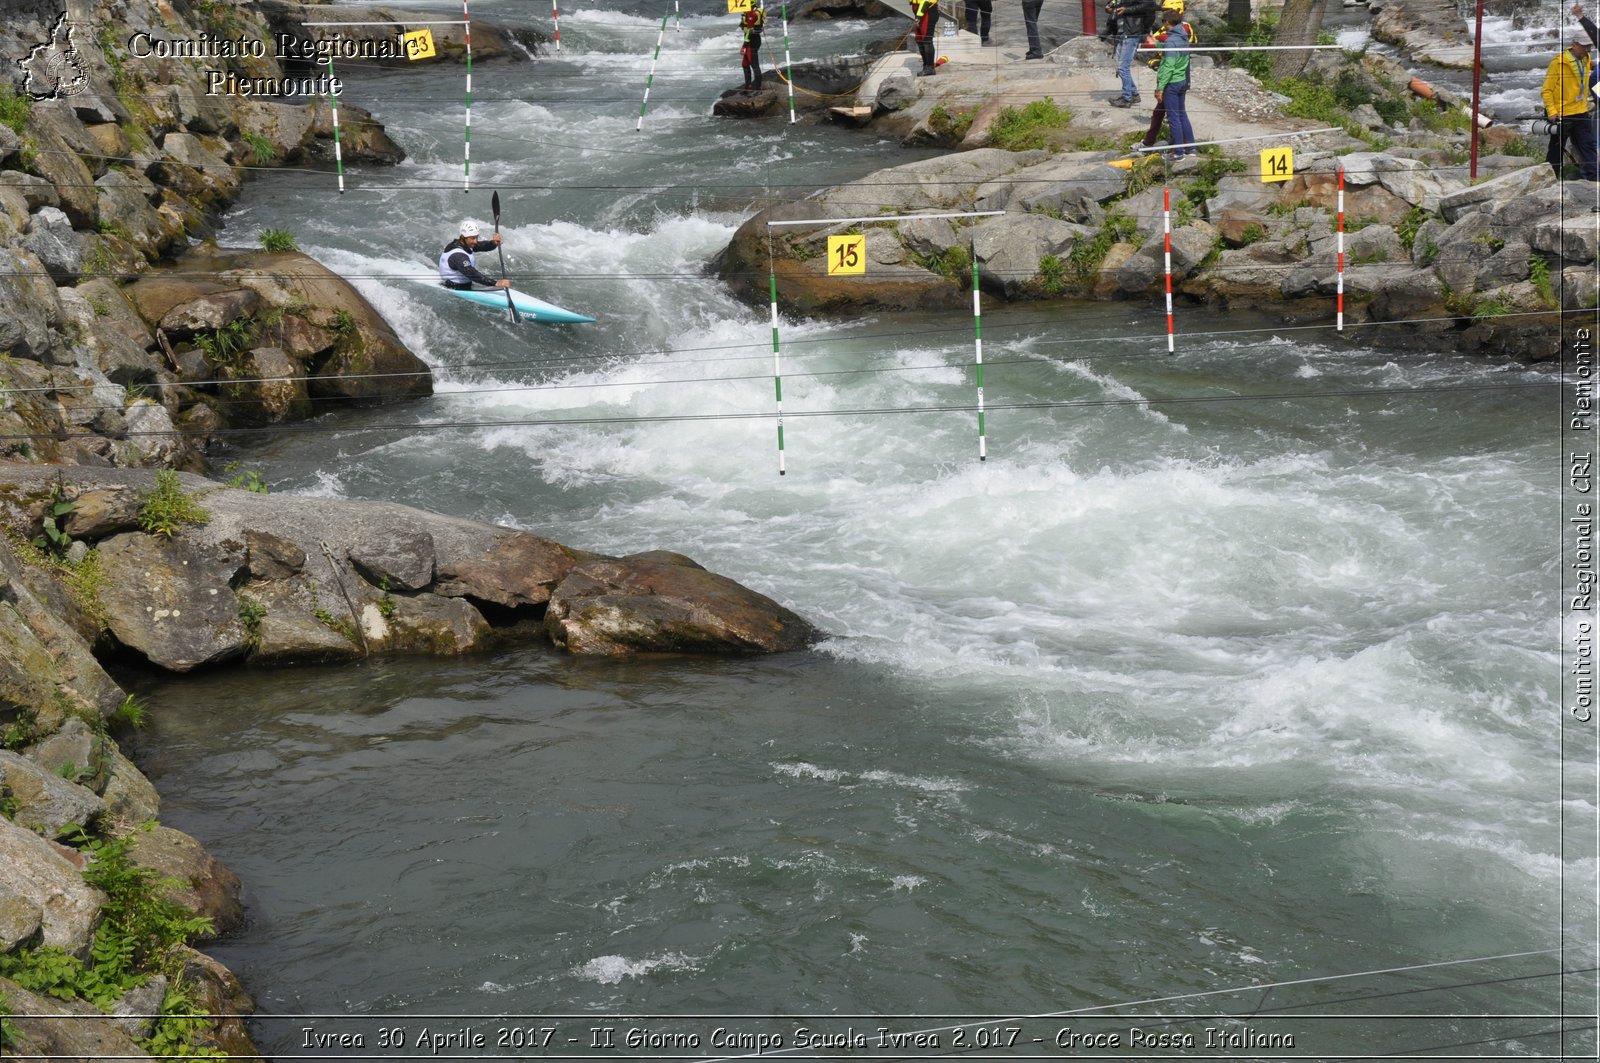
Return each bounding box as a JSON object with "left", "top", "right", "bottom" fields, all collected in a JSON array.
[{"left": 1260, "top": 146, "right": 1293, "bottom": 183}]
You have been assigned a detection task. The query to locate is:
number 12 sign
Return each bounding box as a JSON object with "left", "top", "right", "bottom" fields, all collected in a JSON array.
[{"left": 827, "top": 234, "right": 866, "bottom": 275}]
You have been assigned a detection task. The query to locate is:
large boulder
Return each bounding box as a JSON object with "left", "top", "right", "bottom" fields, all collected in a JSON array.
[
  {"left": 545, "top": 553, "right": 821, "bottom": 655},
  {"left": 95, "top": 532, "right": 250, "bottom": 672},
  {"left": 0, "top": 816, "right": 105, "bottom": 956},
  {"left": 434, "top": 532, "right": 590, "bottom": 610},
  {"left": 0, "top": 979, "right": 151, "bottom": 1061},
  {"left": 127, "top": 825, "right": 245, "bottom": 939},
  {"left": 0, "top": 750, "right": 105, "bottom": 837}
]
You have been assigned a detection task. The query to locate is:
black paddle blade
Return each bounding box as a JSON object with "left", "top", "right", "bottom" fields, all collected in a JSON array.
[{"left": 491, "top": 190, "right": 501, "bottom": 229}]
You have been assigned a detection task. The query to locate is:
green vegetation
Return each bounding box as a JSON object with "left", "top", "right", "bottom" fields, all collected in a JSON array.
[
  {"left": 238, "top": 594, "right": 267, "bottom": 650},
  {"left": 0, "top": 986, "right": 20, "bottom": 1051},
  {"left": 378, "top": 579, "right": 399, "bottom": 623},
  {"left": 137, "top": 471, "right": 210, "bottom": 537},
  {"left": 30, "top": 478, "right": 76, "bottom": 559},
  {"left": 194, "top": 318, "right": 254, "bottom": 374},
  {"left": 110, "top": 694, "right": 150, "bottom": 731},
  {"left": 258, "top": 228, "right": 297, "bottom": 253},
  {"left": 243, "top": 131, "right": 278, "bottom": 166},
  {"left": 1239, "top": 222, "right": 1266, "bottom": 246},
  {"left": 911, "top": 245, "right": 972, "bottom": 281},
  {"left": 223, "top": 461, "right": 269, "bottom": 494},
  {"left": 1181, "top": 149, "right": 1246, "bottom": 209},
  {"left": 0, "top": 827, "right": 213, "bottom": 1009},
  {"left": 1529, "top": 255, "right": 1555, "bottom": 308},
  {"left": 928, "top": 104, "right": 975, "bottom": 141},
  {"left": 989, "top": 98, "right": 1072, "bottom": 152},
  {"left": 1067, "top": 209, "right": 1138, "bottom": 279},
  {"left": 1226, "top": 12, "right": 1278, "bottom": 80},
  {"left": 0, "top": 83, "right": 31, "bottom": 136},
  {"left": 1395, "top": 205, "right": 1431, "bottom": 250},
  {"left": 1471, "top": 294, "right": 1514, "bottom": 321},
  {"left": 1037, "top": 253, "right": 1067, "bottom": 294},
  {"left": 328, "top": 310, "right": 357, "bottom": 338}
]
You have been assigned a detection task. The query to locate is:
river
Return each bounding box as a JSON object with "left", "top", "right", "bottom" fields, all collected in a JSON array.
[{"left": 123, "top": 2, "right": 1594, "bottom": 1058}]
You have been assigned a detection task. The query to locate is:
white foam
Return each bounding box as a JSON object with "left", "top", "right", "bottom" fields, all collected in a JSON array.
[{"left": 573, "top": 951, "right": 700, "bottom": 985}]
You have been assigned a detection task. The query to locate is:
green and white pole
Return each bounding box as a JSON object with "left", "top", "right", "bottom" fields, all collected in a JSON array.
[
  {"left": 462, "top": 0, "right": 473, "bottom": 190},
  {"left": 769, "top": 270, "right": 786, "bottom": 475},
  {"left": 971, "top": 240, "right": 985, "bottom": 462},
  {"left": 327, "top": 55, "right": 345, "bottom": 193},
  {"left": 675, "top": 0, "right": 681, "bottom": 30},
  {"left": 779, "top": 0, "right": 796, "bottom": 124},
  {"left": 637, "top": 8, "right": 670, "bottom": 130}
]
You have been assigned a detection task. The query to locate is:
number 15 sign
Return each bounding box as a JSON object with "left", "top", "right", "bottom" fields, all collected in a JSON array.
[{"left": 827, "top": 234, "right": 866, "bottom": 275}]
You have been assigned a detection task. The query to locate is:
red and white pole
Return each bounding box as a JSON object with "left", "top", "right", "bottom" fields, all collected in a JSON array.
[
  {"left": 1336, "top": 166, "right": 1345, "bottom": 332},
  {"left": 552, "top": 0, "right": 561, "bottom": 50},
  {"left": 1163, "top": 186, "right": 1174, "bottom": 354}
]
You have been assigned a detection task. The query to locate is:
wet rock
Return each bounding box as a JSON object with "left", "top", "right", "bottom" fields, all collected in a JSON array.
[
  {"left": 61, "top": 485, "right": 143, "bottom": 540},
  {"left": 157, "top": 289, "right": 262, "bottom": 336},
  {"left": 0, "top": 816, "right": 104, "bottom": 955},
  {"left": 435, "top": 532, "right": 588, "bottom": 609},
  {"left": 99, "top": 746, "right": 162, "bottom": 827},
  {"left": 546, "top": 555, "right": 822, "bottom": 655},
  {"left": 21, "top": 206, "right": 83, "bottom": 284},
  {"left": 96, "top": 532, "right": 249, "bottom": 672},
  {"left": 348, "top": 528, "right": 436, "bottom": 591},
  {"left": 0, "top": 880, "right": 43, "bottom": 951},
  {"left": 0, "top": 749, "right": 105, "bottom": 837},
  {"left": 127, "top": 825, "right": 245, "bottom": 938}
]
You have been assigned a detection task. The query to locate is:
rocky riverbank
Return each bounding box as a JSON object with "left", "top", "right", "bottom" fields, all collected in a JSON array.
[{"left": 715, "top": 13, "right": 1593, "bottom": 361}]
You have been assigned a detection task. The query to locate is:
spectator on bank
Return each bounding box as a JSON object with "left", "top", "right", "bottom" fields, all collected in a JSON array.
[
  {"left": 1022, "top": 0, "right": 1044, "bottom": 58},
  {"left": 1542, "top": 34, "right": 1599, "bottom": 180},
  {"left": 1153, "top": 7, "right": 1194, "bottom": 157},
  {"left": 965, "top": 0, "right": 995, "bottom": 44},
  {"left": 1572, "top": 3, "right": 1599, "bottom": 46},
  {"left": 1108, "top": 0, "right": 1158, "bottom": 106},
  {"left": 910, "top": 0, "right": 942, "bottom": 75}
]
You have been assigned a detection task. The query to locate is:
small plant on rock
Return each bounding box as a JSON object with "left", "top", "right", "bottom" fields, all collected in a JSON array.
[
  {"left": 137, "top": 471, "right": 210, "bottom": 537},
  {"left": 258, "top": 227, "right": 296, "bottom": 253}
]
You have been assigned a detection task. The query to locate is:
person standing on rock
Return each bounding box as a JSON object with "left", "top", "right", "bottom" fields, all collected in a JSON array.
[
  {"left": 910, "top": 0, "right": 942, "bottom": 75},
  {"left": 1107, "top": 0, "right": 1157, "bottom": 106},
  {"left": 1021, "top": 0, "right": 1044, "bottom": 58},
  {"left": 438, "top": 221, "right": 511, "bottom": 291},
  {"left": 739, "top": 4, "right": 766, "bottom": 91},
  {"left": 965, "top": 0, "right": 995, "bottom": 44},
  {"left": 1541, "top": 34, "right": 1599, "bottom": 181},
  {"left": 1153, "top": 6, "right": 1194, "bottom": 158}
]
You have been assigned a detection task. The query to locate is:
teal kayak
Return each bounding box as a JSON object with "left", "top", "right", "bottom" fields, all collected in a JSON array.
[{"left": 442, "top": 285, "right": 595, "bottom": 324}]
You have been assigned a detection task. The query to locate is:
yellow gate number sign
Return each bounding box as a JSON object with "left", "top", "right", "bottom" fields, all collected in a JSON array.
[
  {"left": 402, "top": 29, "right": 436, "bottom": 60},
  {"left": 827, "top": 234, "right": 866, "bottom": 275},
  {"left": 728, "top": 0, "right": 756, "bottom": 12},
  {"left": 1260, "top": 146, "right": 1293, "bottom": 184}
]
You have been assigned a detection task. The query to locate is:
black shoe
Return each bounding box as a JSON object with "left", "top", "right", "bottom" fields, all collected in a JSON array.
[
  {"left": 917, "top": 65, "right": 936, "bottom": 75},
  {"left": 1023, "top": 51, "right": 1042, "bottom": 58},
  {"left": 981, "top": 37, "right": 996, "bottom": 44},
  {"left": 1110, "top": 96, "right": 1134, "bottom": 107}
]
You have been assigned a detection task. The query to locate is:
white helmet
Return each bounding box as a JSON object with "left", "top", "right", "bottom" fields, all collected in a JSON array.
[{"left": 459, "top": 219, "right": 481, "bottom": 238}]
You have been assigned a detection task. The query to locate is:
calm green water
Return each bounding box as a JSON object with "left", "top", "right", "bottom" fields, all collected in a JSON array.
[{"left": 124, "top": 3, "right": 1595, "bottom": 1058}]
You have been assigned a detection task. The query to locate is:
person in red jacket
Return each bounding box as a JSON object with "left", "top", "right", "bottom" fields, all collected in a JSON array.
[{"left": 739, "top": 5, "right": 766, "bottom": 91}]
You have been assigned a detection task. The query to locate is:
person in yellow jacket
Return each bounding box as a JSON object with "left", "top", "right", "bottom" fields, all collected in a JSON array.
[
  {"left": 909, "top": 0, "right": 940, "bottom": 76},
  {"left": 1542, "top": 37, "right": 1598, "bottom": 180}
]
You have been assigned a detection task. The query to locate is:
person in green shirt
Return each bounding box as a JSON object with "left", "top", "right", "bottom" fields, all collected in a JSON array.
[{"left": 1154, "top": 6, "right": 1194, "bottom": 158}]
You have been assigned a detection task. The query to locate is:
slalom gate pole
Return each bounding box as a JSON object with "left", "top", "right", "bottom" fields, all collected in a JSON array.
[
  {"left": 676, "top": 0, "right": 681, "bottom": 30},
  {"left": 971, "top": 234, "right": 986, "bottom": 461},
  {"left": 1336, "top": 166, "right": 1345, "bottom": 332},
  {"left": 552, "top": 0, "right": 561, "bottom": 50},
  {"left": 637, "top": 8, "right": 670, "bottom": 130},
  {"left": 1163, "top": 186, "right": 1174, "bottom": 353},
  {"left": 780, "top": 0, "right": 796, "bottom": 124},
  {"left": 463, "top": 0, "right": 473, "bottom": 191},
  {"left": 327, "top": 56, "right": 345, "bottom": 193},
  {"left": 769, "top": 270, "right": 786, "bottom": 475}
]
